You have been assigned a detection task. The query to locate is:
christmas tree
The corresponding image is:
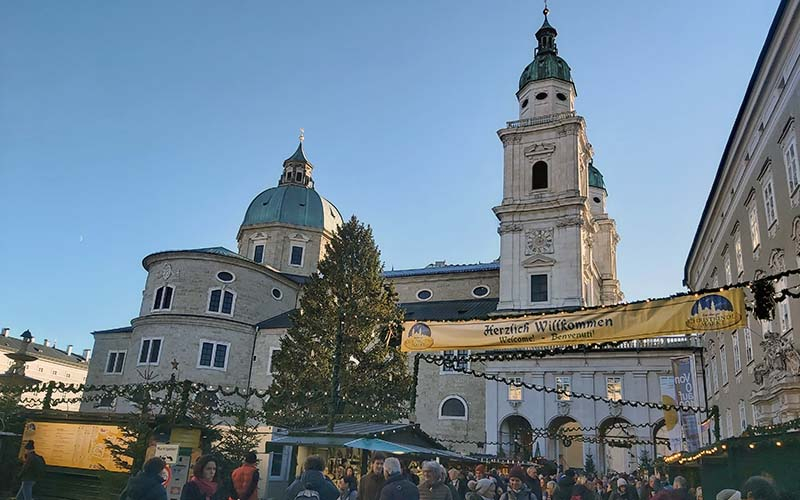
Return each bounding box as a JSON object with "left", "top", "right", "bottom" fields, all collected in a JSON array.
[{"left": 265, "top": 216, "right": 412, "bottom": 429}]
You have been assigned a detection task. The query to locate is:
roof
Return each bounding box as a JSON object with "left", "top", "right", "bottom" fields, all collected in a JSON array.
[
  {"left": 257, "top": 310, "right": 294, "bottom": 329},
  {"left": 519, "top": 12, "right": 573, "bottom": 89},
  {"left": 144, "top": 246, "right": 254, "bottom": 266},
  {"left": 241, "top": 185, "right": 342, "bottom": 231},
  {"left": 401, "top": 298, "right": 499, "bottom": 321},
  {"left": 299, "top": 422, "right": 411, "bottom": 436},
  {"left": 589, "top": 162, "right": 605, "bottom": 190},
  {"left": 0, "top": 336, "right": 87, "bottom": 366},
  {"left": 684, "top": 0, "right": 789, "bottom": 286},
  {"left": 92, "top": 326, "right": 134, "bottom": 335},
  {"left": 384, "top": 262, "right": 499, "bottom": 278},
  {"left": 285, "top": 142, "right": 311, "bottom": 164}
]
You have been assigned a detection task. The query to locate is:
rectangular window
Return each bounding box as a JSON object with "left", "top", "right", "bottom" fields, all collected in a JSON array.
[
  {"left": 154, "top": 287, "right": 163, "bottom": 309},
  {"left": 267, "top": 443, "right": 286, "bottom": 479},
  {"left": 508, "top": 377, "right": 523, "bottom": 401},
  {"left": 267, "top": 347, "right": 280, "bottom": 375},
  {"left": 290, "top": 245, "right": 304, "bottom": 267},
  {"left": 442, "top": 350, "right": 470, "bottom": 373},
  {"left": 763, "top": 178, "right": 778, "bottom": 227},
  {"left": 198, "top": 341, "right": 230, "bottom": 370},
  {"left": 138, "top": 338, "right": 162, "bottom": 366},
  {"left": 719, "top": 345, "right": 729, "bottom": 386},
  {"left": 724, "top": 255, "right": 732, "bottom": 285},
  {"left": 606, "top": 376, "right": 623, "bottom": 401},
  {"left": 777, "top": 277, "right": 792, "bottom": 332},
  {"left": 735, "top": 233, "right": 744, "bottom": 276},
  {"left": 254, "top": 244, "right": 265, "bottom": 264},
  {"left": 784, "top": 137, "right": 800, "bottom": 193},
  {"left": 711, "top": 357, "right": 719, "bottom": 392},
  {"left": 749, "top": 205, "right": 761, "bottom": 251},
  {"left": 152, "top": 286, "right": 174, "bottom": 311},
  {"left": 739, "top": 399, "right": 748, "bottom": 433},
  {"left": 732, "top": 331, "right": 742, "bottom": 374},
  {"left": 222, "top": 291, "right": 234, "bottom": 314},
  {"left": 530, "top": 274, "right": 548, "bottom": 302},
  {"left": 556, "top": 376, "right": 571, "bottom": 401},
  {"left": 726, "top": 408, "right": 733, "bottom": 438},
  {"left": 105, "top": 351, "right": 126, "bottom": 374},
  {"left": 209, "top": 290, "right": 221, "bottom": 312},
  {"left": 744, "top": 327, "right": 754, "bottom": 363}
]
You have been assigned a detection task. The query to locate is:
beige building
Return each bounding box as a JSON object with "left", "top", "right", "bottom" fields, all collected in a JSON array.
[
  {"left": 0, "top": 327, "right": 90, "bottom": 412},
  {"left": 685, "top": 0, "right": 800, "bottom": 435}
]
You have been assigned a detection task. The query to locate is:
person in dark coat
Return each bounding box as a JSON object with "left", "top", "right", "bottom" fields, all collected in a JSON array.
[
  {"left": 17, "top": 440, "right": 46, "bottom": 500},
  {"left": 449, "top": 468, "right": 468, "bottom": 500},
  {"left": 500, "top": 466, "right": 536, "bottom": 500},
  {"left": 359, "top": 452, "right": 387, "bottom": 500},
  {"left": 180, "top": 455, "right": 229, "bottom": 500},
  {"left": 553, "top": 470, "right": 576, "bottom": 500},
  {"left": 120, "top": 457, "right": 168, "bottom": 500},
  {"left": 524, "top": 466, "right": 542, "bottom": 500},
  {"left": 380, "top": 457, "right": 420, "bottom": 500},
  {"left": 609, "top": 478, "right": 638, "bottom": 500},
  {"left": 286, "top": 455, "right": 339, "bottom": 500},
  {"left": 671, "top": 477, "right": 689, "bottom": 500}
]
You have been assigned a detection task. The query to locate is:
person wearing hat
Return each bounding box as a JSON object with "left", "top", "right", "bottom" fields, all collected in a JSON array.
[
  {"left": 500, "top": 466, "right": 536, "bottom": 500},
  {"left": 466, "top": 478, "right": 497, "bottom": 500},
  {"left": 609, "top": 478, "right": 637, "bottom": 500},
  {"left": 716, "top": 490, "right": 741, "bottom": 500},
  {"left": 231, "top": 452, "right": 260, "bottom": 500},
  {"left": 17, "top": 440, "right": 46, "bottom": 500}
]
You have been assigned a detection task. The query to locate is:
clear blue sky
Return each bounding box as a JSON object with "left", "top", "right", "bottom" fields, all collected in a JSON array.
[{"left": 0, "top": 1, "right": 780, "bottom": 350}]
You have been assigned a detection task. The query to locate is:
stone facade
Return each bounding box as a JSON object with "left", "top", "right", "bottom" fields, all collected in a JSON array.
[{"left": 685, "top": 0, "right": 800, "bottom": 434}]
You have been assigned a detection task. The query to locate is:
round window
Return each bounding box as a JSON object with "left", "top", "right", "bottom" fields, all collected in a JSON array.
[
  {"left": 472, "top": 286, "right": 490, "bottom": 298},
  {"left": 216, "top": 271, "right": 235, "bottom": 282},
  {"left": 271, "top": 288, "right": 283, "bottom": 300},
  {"left": 556, "top": 92, "right": 567, "bottom": 101},
  {"left": 593, "top": 197, "right": 601, "bottom": 203},
  {"left": 416, "top": 289, "right": 433, "bottom": 301},
  {"left": 521, "top": 99, "right": 529, "bottom": 109},
  {"left": 535, "top": 92, "right": 548, "bottom": 100}
]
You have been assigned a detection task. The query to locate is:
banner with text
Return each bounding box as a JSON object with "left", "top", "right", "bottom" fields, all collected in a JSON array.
[
  {"left": 671, "top": 355, "right": 702, "bottom": 452},
  {"left": 659, "top": 376, "right": 683, "bottom": 453},
  {"left": 401, "top": 288, "right": 746, "bottom": 352}
]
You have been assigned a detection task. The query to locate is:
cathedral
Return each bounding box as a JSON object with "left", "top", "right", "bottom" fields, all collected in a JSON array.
[{"left": 83, "top": 9, "right": 701, "bottom": 477}]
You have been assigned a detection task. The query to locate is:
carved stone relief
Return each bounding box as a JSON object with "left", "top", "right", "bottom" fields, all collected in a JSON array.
[
  {"left": 498, "top": 222, "right": 523, "bottom": 235},
  {"left": 753, "top": 331, "right": 800, "bottom": 385}
]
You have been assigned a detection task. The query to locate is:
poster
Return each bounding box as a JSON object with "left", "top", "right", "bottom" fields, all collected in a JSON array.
[
  {"left": 19, "top": 421, "right": 130, "bottom": 472},
  {"left": 401, "top": 289, "right": 745, "bottom": 352},
  {"left": 659, "top": 376, "right": 683, "bottom": 452},
  {"left": 671, "top": 356, "right": 702, "bottom": 452}
]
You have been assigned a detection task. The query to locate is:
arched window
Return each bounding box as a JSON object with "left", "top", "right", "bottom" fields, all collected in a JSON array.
[
  {"left": 532, "top": 161, "right": 548, "bottom": 190},
  {"left": 152, "top": 285, "right": 174, "bottom": 311},
  {"left": 208, "top": 288, "right": 235, "bottom": 315},
  {"left": 439, "top": 396, "right": 468, "bottom": 420}
]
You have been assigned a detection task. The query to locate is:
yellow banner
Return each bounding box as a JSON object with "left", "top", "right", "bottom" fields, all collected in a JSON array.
[{"left": 401, "top": 289, "right": 746, "bottom": 352}]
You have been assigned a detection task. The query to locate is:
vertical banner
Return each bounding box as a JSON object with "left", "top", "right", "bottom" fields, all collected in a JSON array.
[
  {"left": 659, "top": 376, "right": 683, "bottom": 453},
  {"left": 671, "top": 356, "right": 702, "bottom": 452}
]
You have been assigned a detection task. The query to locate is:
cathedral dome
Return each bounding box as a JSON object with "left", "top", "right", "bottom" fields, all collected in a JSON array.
[
  {"left": 589, "top": 162, "right": 605, "bottom": 190},
  {"left": 241, "top": 185, "right": 342, "bottom": 232}
]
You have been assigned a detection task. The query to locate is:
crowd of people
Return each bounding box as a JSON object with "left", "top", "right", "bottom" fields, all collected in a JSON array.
[{"left": 283, "top": 453, "right": 794, "bottom": 500}]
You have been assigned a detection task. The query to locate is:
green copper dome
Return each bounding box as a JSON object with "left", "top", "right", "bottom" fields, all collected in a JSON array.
[
  {"left": 589, "top": 162, "right": 605, "bottom": 190},
  {"left": 519, "top": 11, "right": 573, "bottom": 90},
  {"left": 242, "top": 185, "right": 342, "bottom": 230}
]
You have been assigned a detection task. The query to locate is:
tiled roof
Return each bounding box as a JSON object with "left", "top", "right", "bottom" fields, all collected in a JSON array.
[
  {"left": 384, "top": 262, "right": 499, "bottom": 278},
  {"left": 401, "top": 298, "right": 499, "bottom": 321},
  {"left": 92, "top": 326, "right": 134, "bottom": 335},
  {"left": 0, "top": 337, "right": 88, "bottom": 365}
]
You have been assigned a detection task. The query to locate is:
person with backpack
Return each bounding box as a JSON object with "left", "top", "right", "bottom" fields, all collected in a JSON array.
[
  {"left": 17, "top": 440, "right": 46, "bottom": 500},
  {"left": 119, "top": 457, "right": 168, "bottom": 500},
  {"left": 286, "top": 455, "right": 339, "bottom": 500},
  {"left": 231, "top": 452, "right": 260, "bottom": 500}
]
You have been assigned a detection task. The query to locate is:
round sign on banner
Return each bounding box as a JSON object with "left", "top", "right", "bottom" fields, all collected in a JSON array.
[{"left": 162, "top": 464, "right": 172, "bottom": 487}]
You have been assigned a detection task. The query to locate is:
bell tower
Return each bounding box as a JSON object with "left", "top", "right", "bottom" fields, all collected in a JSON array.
[{"left": 494, "top": 7, "right": 622, "bottom": 312}]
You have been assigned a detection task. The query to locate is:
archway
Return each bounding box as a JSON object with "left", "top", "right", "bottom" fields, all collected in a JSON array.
[
  {"left": 598, "top": 417, "right": 636, "bottom": 474},
  {"left": 498, "top": 415, "right": 534, "bottom": 461},
  {"left": 547, "top": 416, "right": 583, "bottom": 471}
]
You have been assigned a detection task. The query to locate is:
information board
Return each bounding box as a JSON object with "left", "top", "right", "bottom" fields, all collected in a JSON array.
[{"left": 20, "top": 421, "right": 130, "bottom": 472}]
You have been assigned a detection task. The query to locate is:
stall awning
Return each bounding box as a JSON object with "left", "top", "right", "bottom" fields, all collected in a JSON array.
[
  {"left": 269, "top": 435, "right": 353, "bottom": 447},
  {"left": 344, "top": 438, "right": 477, "bottom": 461}
]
